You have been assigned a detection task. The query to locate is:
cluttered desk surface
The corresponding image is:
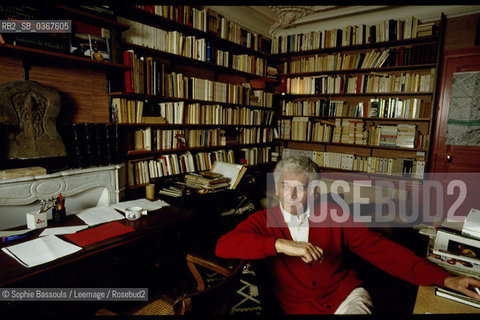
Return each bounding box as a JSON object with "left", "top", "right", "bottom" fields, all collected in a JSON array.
[{"left": 0, "top": 199, "right": 193, "bottom": 287}]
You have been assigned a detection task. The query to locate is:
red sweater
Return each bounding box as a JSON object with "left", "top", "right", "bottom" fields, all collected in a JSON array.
[{"left": 215, "top": 202, "right": 450, "bottom": 314}]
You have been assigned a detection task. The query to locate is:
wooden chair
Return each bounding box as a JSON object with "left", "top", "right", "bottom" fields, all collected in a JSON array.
[{"left": 96, "top": 252, "right": 244, "bottom": 316}]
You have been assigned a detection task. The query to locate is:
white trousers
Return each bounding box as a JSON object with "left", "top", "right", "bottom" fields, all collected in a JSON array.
[{"left": 334, "top": 287, "right": 374, "bottom": 314}]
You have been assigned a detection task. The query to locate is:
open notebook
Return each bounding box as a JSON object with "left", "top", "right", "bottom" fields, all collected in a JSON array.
[{"left": 2, "top": 235, "right": 82, "bottom": 268}]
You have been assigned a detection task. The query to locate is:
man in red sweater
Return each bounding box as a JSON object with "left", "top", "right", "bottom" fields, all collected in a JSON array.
[{"left": 216, "top": 156, "right": 480, "bottom": 314}]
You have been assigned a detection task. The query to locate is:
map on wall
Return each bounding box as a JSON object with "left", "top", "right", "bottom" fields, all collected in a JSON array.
[{"left": 445, "top": 71, "right": 480, "bottom": 146}]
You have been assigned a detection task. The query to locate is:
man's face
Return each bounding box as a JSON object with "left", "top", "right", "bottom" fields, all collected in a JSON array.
[{"left": 275, "top": 171, "right": 309, "bottom": 215}]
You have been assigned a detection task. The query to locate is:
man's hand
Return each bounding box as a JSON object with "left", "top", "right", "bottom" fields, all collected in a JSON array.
[
  {"left": 275, "top": 239, "right": 324, "bottom": 263},
  {"left": 444, "top": 275, "right": 480, "bottom": 300}
]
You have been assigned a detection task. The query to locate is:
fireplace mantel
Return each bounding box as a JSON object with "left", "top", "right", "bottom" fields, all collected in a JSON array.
[{"left": 0, "top": 164, "right": 125, "bottom": 229}]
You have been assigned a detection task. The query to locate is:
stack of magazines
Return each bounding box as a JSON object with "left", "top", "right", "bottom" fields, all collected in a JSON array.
[
  {"left": 184, "top": 171, "right": 231, "bottom": 194},
  {"left": 427, "top": 209, "right": 480, "bottom": 308}
]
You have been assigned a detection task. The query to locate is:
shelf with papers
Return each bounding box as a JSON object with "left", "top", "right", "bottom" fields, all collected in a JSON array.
[
  {"left": 280, "top": 139, "right": 427, "bottom": 152},
  {"left": 280, "top": 63, "right": 436, "bottom": 77},
  {"left": 121, "top": 42, "right": 267, "bottom": 79},
  {"left": 116, "top": 5, "right": 271, "bottom": 59},
  {"left": 272, "top": 35, "right": 439, "bottom": 59}
]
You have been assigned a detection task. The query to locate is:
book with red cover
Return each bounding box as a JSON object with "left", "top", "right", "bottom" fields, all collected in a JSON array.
[{"left": 64, "top": 221, "right": 135, "bottom": 247}]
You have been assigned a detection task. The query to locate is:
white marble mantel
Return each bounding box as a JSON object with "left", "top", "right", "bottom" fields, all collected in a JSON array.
[{"left": 0, "top": 164, "right": 125, "bottom": 230}]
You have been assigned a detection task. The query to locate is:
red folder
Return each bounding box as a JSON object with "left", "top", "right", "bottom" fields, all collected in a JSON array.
[{"left": 64, "top": 222, "right": 135, "bottom": 247}]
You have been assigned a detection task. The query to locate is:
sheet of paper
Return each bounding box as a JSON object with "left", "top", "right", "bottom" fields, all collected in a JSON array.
[
  {"left": 39, "top": 225, "right": 89, "bottom": 237},
  {"left": 1, "top": 235, "right": 82, "bottom": 268},
  {"left": 75, "top": 206, "right": 125, "bottom": 226},
  {"left": 111, "top": 198, "right": 169, "bottom": 213},
  {"left": 0, "top": 229, "right": 33, "bottom": 237}
]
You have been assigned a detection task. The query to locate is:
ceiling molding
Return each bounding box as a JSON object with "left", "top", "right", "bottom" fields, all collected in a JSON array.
[
  {"left": 415, "top": 5, "right": 480, "bottom": 22},
  {"left": 292, "top": 6, "right": 387, "bottom": 25},
  {"left": 267, "top": 6, "right": 319, "bottom": 36},
  {"left": 205, "top": 6, "right": 480, "bottom": 39}
]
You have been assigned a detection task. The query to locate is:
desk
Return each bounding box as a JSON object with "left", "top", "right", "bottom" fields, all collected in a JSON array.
[
  {"left": 0, "top": 205, "right": 192, "bottom": 288},
  {"left": 413, "top": 286, "right": 480, "bottom": 314}
]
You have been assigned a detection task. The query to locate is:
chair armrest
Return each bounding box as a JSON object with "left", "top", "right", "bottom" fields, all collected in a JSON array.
[{"left": 186, "top": 252, "right": 243, "bottom": 290}]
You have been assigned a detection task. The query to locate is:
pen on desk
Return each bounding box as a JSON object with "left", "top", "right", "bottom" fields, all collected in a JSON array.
[{"left": 2, "top": 231, "right": 35, "bottom": 243}]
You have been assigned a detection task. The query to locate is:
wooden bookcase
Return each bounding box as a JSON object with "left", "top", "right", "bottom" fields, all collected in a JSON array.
[
  {"left": 113, "top": 5, "right": 277, "bottom": 189},
  {"left": 272, "top": 14, "right": 446, "bottom": 179}
]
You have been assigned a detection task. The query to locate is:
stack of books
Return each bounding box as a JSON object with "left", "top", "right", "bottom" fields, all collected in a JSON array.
[
  {"left": 427, "top": 209, "right": 480, "bottom": 308},
  {"left": 340, "top": 119, "right": 367, "bottom": 145},
  {"left": 378, "top": 125, "right": 398, "bottom": 147},
  {"left": 158, "top": 183, "right": 186, "bottom": 198},
  {"left": 396, "top": 124, "right": 416, "bottom": 148},
  {"left": 184, "top": 171, "right": 231, "bottom": 193}
]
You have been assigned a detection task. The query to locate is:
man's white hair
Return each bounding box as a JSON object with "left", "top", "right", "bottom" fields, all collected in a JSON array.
[{"left": 273, "top": 156, "right": 319, "bottom": 185}]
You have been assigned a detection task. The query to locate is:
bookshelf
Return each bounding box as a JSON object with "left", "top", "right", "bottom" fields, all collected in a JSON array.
[
  {"left": 113, "top": 5, "right": 277, "bottom": 189},
  {"left": 273, "top": 14, "right": 446, "bottom": 179}
]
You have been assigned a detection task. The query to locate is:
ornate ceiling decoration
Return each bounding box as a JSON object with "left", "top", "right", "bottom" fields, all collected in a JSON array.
[{"left": 268, "top": 6, "right": 337, "bottom": 35}]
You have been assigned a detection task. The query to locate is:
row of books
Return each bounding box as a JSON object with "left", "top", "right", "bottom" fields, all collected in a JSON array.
[
  {"left": 271, "top": 16, "right": 435, "bottom": 54},
  {"left": 119, "top": 20, "right": 268, "bottom": 76},
  {"left": 123, "top": 54, "right": 267, "bottom": 104},
  {"left": 332, "top": 119, "right": 367, "bottom": 145},
  {"left": 111, "top": 99, "right": 145, "bottom": 124},
  {"left": 281, "top": 118, "right": 428, "bottom": 149},
  {"left": 127, "top": 149, "right": 234, "bottom": 186},
  {"left": 283, "top": 148, "right": 425, "bottom": 178},
  {"left": 284, "top": 48, "right": 391, "bottom": 74},
  {"left": 131, "top": 129, "right": 184, "bottom": 151},
  {"left": 62, "top": 123, "right": 123, "bottom": 169},
  {"left": 231, "top": 54, "right": 267, "bottom": 77},
  {"left": 185, "top": 104, "right": 274, "bottom": 126},
  {"left": 126, "top": 146, "right": 271, "bottom": 186},
  {"left": 282, "top": 98, "right": 424, "bottom": 119},
  {"left": 281, "top": 43, "right": 438, "bottom": 74},
  {"left": 186, "top": 129, "right": 227, "bottom": 148},
  {"left": 238, "top": 147, "right": 271, "bottom": 166},
  {"left": 111, "top": 98, "right": 275, "bottom": 126},
  {"left": 367, "top": 98, "right": 423, "bottom": 119},
  {"left": 282, "top": 71, "right": 434, "bottom": 95},
  {"left": 237, "top": 127, "right": 274, "bottom": 145},
  {"left": 369, "top": 124, "right": 429, "bottom": 149},
  {"left": 140, "top": 5, "right": 208, "bottom": 33},
  {"left": 130, "top": 127, "right": 274, "bottom": 151},
  {"left": 127, "top": 153, "right": 193, "bottom": 186},
  {"left": 282, "top": 100, "right": 346, "bottom": 118},
  {"left": 136, "top": 5, "right": 272, "bottom": 53},
  {"left": 287, "top": 118, "right": 335, "bottom": 143}
]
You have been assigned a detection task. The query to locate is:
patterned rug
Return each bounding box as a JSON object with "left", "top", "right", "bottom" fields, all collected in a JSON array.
[{"left": 229, "top": 263, "right": 263, "bottom": 314}]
